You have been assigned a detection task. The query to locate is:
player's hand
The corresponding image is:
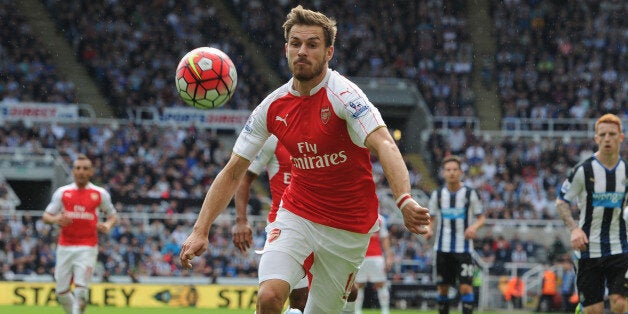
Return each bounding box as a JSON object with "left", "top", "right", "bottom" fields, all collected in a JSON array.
[
  {"left": 400, "top": 199, "right": 430, "bottom": 235},
  {"left": 56, "top": 213, "right": 72, "bottom": 227},
  {"left": 231, "top": 222, "right": 253, "bottom": 253},
  {"left": 464, "top": 226, "right": 477, "bottom": 239},
  {"left": 97, "top": 222, "right": 112, "bottom": 233},
  {"left": 570, "top": 227, "right": 588, "bottom": 251},
  {"left": 423, "top": 226, "right": 434, "bottom": 240},
  {"left": 180, "top": 231, "right": 209, "bottom": 269}
]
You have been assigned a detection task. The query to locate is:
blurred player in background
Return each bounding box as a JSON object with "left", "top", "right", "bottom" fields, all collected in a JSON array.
[
  {"left": 231, "top": 135, "right": 309, "bottom": 312},
  {"left": 556, "top": 113, "right": 628, "bottom": 314},
  {"left": 425, "top": 155, "right": 485, "bottom": 314},
  {"left": 353, "top": 214, "right": 394, "bottom": 314},
  {"left": 43, "top": 154, "right": 118, "bottom": 314},
  {"left": 180, "top": 5, "right": 430, "bottom": 314}
]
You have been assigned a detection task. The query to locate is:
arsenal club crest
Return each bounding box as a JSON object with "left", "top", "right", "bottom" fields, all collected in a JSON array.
[
  {"left": 268, "top": 228, "right": 281, "bottom": 243},
  {"left": 320, "top": 106, "right": 330, "bottom": 125}
]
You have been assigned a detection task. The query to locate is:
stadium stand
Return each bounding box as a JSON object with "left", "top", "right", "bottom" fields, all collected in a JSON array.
[{"left": 1, "top": 0, "right": 626, "bottom": 311}]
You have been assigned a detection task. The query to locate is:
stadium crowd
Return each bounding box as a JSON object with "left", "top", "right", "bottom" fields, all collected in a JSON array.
[
  {"left": 0, "top": 1, "right": 625, "bottom": 306},
  {"left": 0, "top": 1, "right": 77, "bottom": 104},
  {"left": 492, "top": 0, "right": 628, "bottom": 123},
  {"left": 0, "top": 119, "right": 604, "bottom": 282}
]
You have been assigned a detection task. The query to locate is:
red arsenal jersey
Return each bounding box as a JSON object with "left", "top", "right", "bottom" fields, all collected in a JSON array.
[
  {"left": 247, "top": 135, "right": 292, "bottom": 222},
  {"left": 45, "top": 182, "right": 116, "bottom": 246},
  {"left": 365, "top": 215, "right": 389, "bottom": 256},
  {"left": 235, "top": 70, "right": 385, "bottom": 233}
]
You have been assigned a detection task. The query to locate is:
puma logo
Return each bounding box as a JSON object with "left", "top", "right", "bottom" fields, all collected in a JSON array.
[{"left": 276, "top": 114, "right": 288, "bottom": 126}]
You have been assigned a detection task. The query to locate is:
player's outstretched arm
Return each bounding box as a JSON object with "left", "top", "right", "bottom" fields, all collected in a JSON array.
[
  {"left": 365, "top": 127, "right": 430, "bottom": 234},
  {"left": 180, "top": 154, "right": 251, "bottom": 268},
  {"left": 98, "top": 213, "right": 118, "bottom": 233},
  {"left": 232, "top": 171, "right": 257, "bottom": 252},
  {"left": 556, "top": 199, "right": 588, "bottom": 251}
]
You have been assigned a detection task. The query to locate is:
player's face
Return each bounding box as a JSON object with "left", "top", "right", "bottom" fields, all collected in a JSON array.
[
  {"left": 72, "top": 159, "right": 94, "bottom": 188},
  {"left": 442, "top": 161, "right": 462, "bottom": 184},
  {"left": 594, "top": 122, "right": 624, "bottom": 155},
  {"left": 285, "top": 24, "right": 333, "bottom": 82}
]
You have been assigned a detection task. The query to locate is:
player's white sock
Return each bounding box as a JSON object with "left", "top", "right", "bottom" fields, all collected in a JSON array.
[
  {"left": 57, "top": 291, "right": 75, "bottom": 314},
  {"left": 74, "top": 286, "right": 88, "bottom": 314},
  {"left": 341, "top": 301, "right": 356, "bottom": 314},
  {"left": 377, "top": 286, "right": 390, "bottom": 314},
  {"left": 355, "top": 287, "right": 365, "bottom": 314}
]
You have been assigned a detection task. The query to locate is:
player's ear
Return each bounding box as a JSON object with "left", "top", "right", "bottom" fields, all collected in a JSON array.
[{"left": 327, "top": 46, "right": 334, "bottom": 62}]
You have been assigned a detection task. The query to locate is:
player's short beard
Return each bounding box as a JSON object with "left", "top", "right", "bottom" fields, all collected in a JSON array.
[{"left": 292, "top": 58, "right": 326, "bottom": 82}]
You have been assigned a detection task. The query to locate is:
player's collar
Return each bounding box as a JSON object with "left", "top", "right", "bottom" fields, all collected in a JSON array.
[{"left": 289, "top": 69, "right": 331, "bottom": 96}]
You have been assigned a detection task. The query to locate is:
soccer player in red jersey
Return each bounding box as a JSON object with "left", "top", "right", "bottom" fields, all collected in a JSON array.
[
  {"left": 43, "top": 154, "right": 118, "bottom": 314},
  {"left": 354, "top": 214, "right": 394, "bottom": 314},
  {"left": 181, "top": 6, "right": 430, "bottom": 313},
  {"left": 231, "top": 136, "right": 309, "bottom": 312}
]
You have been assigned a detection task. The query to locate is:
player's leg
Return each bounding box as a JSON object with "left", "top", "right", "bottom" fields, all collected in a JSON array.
[
  {"left": 341, "top": 284, "right": 358, "bottom": 314},
  {"left": 72, "top": 247, "right": 97, "bottom": 314},
  {"left": 304, "top": 225, "right": 368, "bottom": 314},
  {"left": 258, "top": 251, "right": 305, "bottom": 313},
  {"left": 368, "top": 256, "right": 390, "bottom": 314},
  {"left": 458, "top": 253, "right": 476, "bottom": 314},
  {"left": 603, "top": 253, "right": 628, "bottom": 314},
  {"left": 257, "top": 209, "right": 311, "bottom": 314},
  {"left": 353, "top": 282, "right": 366, "bottom": 314},
  {"left": 288, "top": 279, "right": 309, "bottom": 312},
  {"left": 353, "top": 258, "right": 371, "bottom": 314},
  {"left": 435, "top": 252, "right": 454, "bottom": 314},
  {"left": 576, "top": 257, "right": 606, "bottom": 314},
  {"left": 54, "top": 246, "right": 75, "bottom": 314}
]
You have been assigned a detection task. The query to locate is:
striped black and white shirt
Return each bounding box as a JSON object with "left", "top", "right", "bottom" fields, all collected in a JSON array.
[
  {"left": 559, "top": 156, "right": 628, "bottom": 259},
  {"left": 429, "top": 185, "right": 484, "bottom": 253}
]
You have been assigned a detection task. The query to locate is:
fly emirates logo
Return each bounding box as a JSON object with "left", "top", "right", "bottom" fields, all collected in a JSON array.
[
  {"left": 65, "top": 205, "right": 96, "bottom": 220},
  {"left": 292, "top": 141, "right": 347, "bottom": 170}
]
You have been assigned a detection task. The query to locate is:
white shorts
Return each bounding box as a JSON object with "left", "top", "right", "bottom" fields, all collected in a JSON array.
[
  {"left": 355, "top": 255, "right": 387, "bottom": 283},
  {"left": 258, "top": 208, "right": 371, "bottom": 313},
  {"left": 54, "top": 245, "right": 98, "bottom": 292}
]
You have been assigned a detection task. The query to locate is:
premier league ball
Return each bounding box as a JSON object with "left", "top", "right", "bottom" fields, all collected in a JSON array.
[{"left": 175, "top": 47, "right": 238, "bottom": 109}]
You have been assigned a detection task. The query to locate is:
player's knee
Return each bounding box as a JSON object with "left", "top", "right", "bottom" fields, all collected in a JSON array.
[
  {"left": 288, "top": 287, "right": 308, "bottom": 311},
  {"left": 608, "top": 294, "right": 626, "bottom": 314},
  {"left": 74, "top": 286, "right": 88, "bottom": 307},
  {"left": 257, "top": 285, "right": 288, "bottom": 311},
  {"left": 347, "top": 285, "right": 358, "bottom": 302}
]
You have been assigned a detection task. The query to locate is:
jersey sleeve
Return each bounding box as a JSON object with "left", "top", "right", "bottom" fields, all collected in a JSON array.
[
  {"left": 328, "top": 73, "right": 386, "bottom": 147},
  {"left": 378, "top": 215, "right": 390, "bottom": 238},
  {"left": 559, "top": 166, "right": 584, "bottom": 203},
  {"left": 428, "top": 189, "right": 439, "bottom": 215},
  {"left": 470, "top": 189, "right": 484, "bottom": 216},
  {"left": 248, "top": 136, "right": 278, "bottom": 175},
  {"left": 234, "top": 96, "right": 273, "bottom": 161},
  {"left": 95, "top": 185, "right": 117, "bottom": 216},
  {"left": 44, "top": 188, "right": 64, "bottom": 215}
]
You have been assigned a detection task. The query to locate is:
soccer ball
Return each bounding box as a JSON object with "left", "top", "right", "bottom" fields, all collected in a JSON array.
[
  {"left": 175, "top": 47, "right": 238, "bottom": 109},
  {"left": 284, "top": 309, "right": 303, "bottom": 314}
]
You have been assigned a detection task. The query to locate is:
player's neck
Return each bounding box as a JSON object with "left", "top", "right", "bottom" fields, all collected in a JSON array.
[
  {"left": 446, "top": 181, "right": 462, "bottom": 191},
  {"left": 595, "top": 151, "right": 619, "bottom": 169},
  {"left": 292, "top": 69, "right": 327, "bottom": 96}
]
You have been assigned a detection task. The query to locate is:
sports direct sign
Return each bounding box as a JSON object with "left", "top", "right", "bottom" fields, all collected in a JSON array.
[
  {"left": 159, "top": 107, "right": 250, "bottom": 130},
  {"left": 0, "top": 102, "right": 80, "bottom": 120}
]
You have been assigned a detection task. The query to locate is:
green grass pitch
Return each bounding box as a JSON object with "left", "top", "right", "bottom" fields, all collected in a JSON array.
[{"left": 0, "top": 305, "right": 527, "bottom": 314}]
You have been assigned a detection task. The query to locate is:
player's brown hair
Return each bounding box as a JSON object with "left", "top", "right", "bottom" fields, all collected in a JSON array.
[
  {"left": 595, "top": 113, "right": 623, "bottom": 133},
  {"left": 442, "top": 155, "right": 462, "bottom": 169},
  {"left": 283, "top": 5, "right": 337, "bottom": 48}
]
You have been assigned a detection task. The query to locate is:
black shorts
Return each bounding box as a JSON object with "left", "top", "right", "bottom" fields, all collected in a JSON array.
[
  {"left": 576, "top": 253, "right": 628, "bottom": 306},
  {"left": 435, "top": 252, "right": 474, "bottom": 286}
]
